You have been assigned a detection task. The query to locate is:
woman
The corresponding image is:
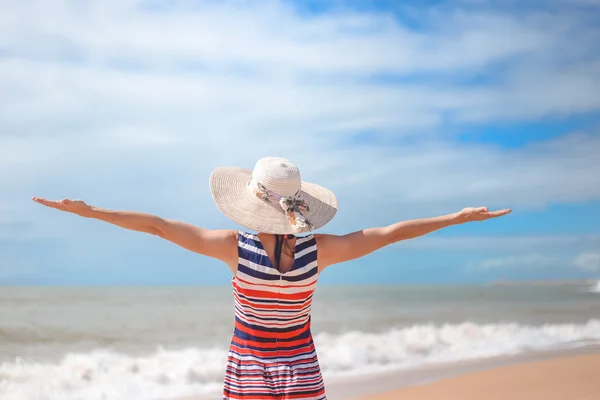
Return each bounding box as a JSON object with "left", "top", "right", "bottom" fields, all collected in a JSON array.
[{"left": 33, "top": 157, "right": 511, "bottom": 400}]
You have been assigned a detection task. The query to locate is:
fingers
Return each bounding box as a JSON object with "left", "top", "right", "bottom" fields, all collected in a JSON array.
[
  {"left": 32, "top": 197, "right": 68, "bottom": 210},
  {"left": 484, "top": 208, "right": 512, "bottom": 218},
  {"left": 32, "top": 197, "right": 56, "bottom": 207}
]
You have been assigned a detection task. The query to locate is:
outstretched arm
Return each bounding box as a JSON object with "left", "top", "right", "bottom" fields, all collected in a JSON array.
[
  {"left": 315, "top": 207, "right": 511, "bottom": 270},
  {"left": 32, "top": 197, "right": 238, "bottom": 273}
]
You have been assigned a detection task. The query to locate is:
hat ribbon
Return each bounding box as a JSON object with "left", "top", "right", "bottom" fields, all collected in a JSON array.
[{"left": 250, "top": 179, "right": 313, "bottom": 231}]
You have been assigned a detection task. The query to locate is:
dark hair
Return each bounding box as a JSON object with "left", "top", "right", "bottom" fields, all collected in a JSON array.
[{"left": 274, "top": 234, "right": 295, "bottom": 271}]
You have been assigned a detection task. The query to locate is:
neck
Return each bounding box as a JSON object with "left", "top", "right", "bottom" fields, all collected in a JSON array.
[{"left": 270, "top": 234, "right": 296, "bottom": 269}]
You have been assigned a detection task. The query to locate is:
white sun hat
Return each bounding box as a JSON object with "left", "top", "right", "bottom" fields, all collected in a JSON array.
[{"left": 209, "top": 157, "right": 338, "bottom": 234}]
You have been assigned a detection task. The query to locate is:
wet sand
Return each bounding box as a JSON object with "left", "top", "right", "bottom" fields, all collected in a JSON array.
[{"left": 358, "top": 352, "right": 600, "bottom": 400}]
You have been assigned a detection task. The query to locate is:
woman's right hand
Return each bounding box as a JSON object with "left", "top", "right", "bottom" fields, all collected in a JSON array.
[
  {"left": 31, "top": 196, "right": 239, "bottom": 273},
  {"left": 32, "top": 197, "right": 92, "bottom": 217}
]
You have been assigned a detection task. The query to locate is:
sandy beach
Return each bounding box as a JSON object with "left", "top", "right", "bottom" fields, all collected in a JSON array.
[
  {"left": 173, "top": 347, "right": 600, "bottom": 400},
  {"left": 359, "top": 352, "right": 600, "bottom": 400}
]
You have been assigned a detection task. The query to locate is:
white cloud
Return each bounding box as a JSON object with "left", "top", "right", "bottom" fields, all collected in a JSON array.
[
  {"left": 467, "top": 249, "right": 600, "bottom": 273},
  {"left": 574, "top": 252, "right": 600, "bottom": 272},
  {"left": 0, "top": 0, "right": 599, "bottom": 243},
  {"left": 469, "top": 253, "right": 555, "bottom": 270},
  {"left": 397, "top": 234, "right": 600, "bottom": 251},
  {"left": 1, "top": 0, "right": 599, "bottom": 131},
  {"left": 0, "top": 1, "right": 556, "bottom": 74}
]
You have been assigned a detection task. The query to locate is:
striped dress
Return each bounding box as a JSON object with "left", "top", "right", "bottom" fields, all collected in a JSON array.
[{"left": 223, "top": 232, "right": 326, "bottom": 400}]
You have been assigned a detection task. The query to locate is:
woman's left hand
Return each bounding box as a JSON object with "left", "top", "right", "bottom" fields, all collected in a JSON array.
[{"left": 458, "top": 207, "right": 512, "bottom": 222}]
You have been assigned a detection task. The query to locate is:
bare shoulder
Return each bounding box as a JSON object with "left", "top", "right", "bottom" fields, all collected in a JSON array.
[
  {"left": 204, "top": 228, "right": 239, "bottom": 241},
  {"left": 200, "top": 228, "right": 239, "bottom": 266},
  {"left": 197, "top": 228, "right": 239, "bottom": 275},
  {"left": 314, "top": 232, "right": 360, "bottom": 248},
  {"left": 313, "top": 233, "right": 348, "bottom": 271},
  {"left": 314, "top": 231, "right": 358, "bottom": 251},
  {"left": 157, "top": 222, "right": 239, "bottom": 273},
  {"left": 313, "top": 233, "right": 335, "bottom": 250},
  {"left": 314, "top": 229, "right": 388, "bottom": 271}
]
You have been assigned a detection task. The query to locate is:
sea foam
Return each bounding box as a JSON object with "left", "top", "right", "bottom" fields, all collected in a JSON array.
[{"left": 1, "top": 320, "right": 599, "bottom": 400}]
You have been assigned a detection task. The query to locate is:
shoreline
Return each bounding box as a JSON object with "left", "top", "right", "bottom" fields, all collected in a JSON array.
[
  {"left": 324, "top": 344, "right": 600, "bottom": 399},
  {"left": 357, "top": 351, "right": 600, "bottom": 400},
  {"left": 174, "top": 344, "right": 600, "bottom": 400}
]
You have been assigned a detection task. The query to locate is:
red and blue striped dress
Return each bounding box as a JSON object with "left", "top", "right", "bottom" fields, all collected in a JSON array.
[{"left": 223, "top": 232, "right": 326, "bottom": 399}]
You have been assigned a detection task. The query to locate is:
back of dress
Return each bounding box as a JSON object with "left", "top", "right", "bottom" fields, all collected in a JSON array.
[{"left": 223, "top": 232, "right": 326, "bottom": 400}]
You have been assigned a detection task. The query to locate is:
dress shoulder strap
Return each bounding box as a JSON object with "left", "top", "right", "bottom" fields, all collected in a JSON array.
[{"left": 237, "top": 232, "right": 267, "bottom": 264}]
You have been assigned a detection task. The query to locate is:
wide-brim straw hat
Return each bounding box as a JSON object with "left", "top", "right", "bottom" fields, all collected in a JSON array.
[{"left": 210, "top": 157, "right": 338, "bottom": 234}]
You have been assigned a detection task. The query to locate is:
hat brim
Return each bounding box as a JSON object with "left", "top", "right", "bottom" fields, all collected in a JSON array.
[{"left": 209, "top": 167, "right": 338, "bottom": 234}]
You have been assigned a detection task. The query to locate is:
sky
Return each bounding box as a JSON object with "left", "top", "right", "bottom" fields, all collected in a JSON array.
[{"left": 1, "top": 0, "right": 599, "bottom": 285}]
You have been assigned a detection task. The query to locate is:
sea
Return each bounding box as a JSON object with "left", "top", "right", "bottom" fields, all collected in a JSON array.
[{"left": 1, "top": 282, "right": 600, "bottom": 400}]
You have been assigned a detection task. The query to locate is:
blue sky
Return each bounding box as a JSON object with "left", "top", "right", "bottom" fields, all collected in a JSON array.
[{"left": 1, "top": 0, "right": 599, "bottom": 285}]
